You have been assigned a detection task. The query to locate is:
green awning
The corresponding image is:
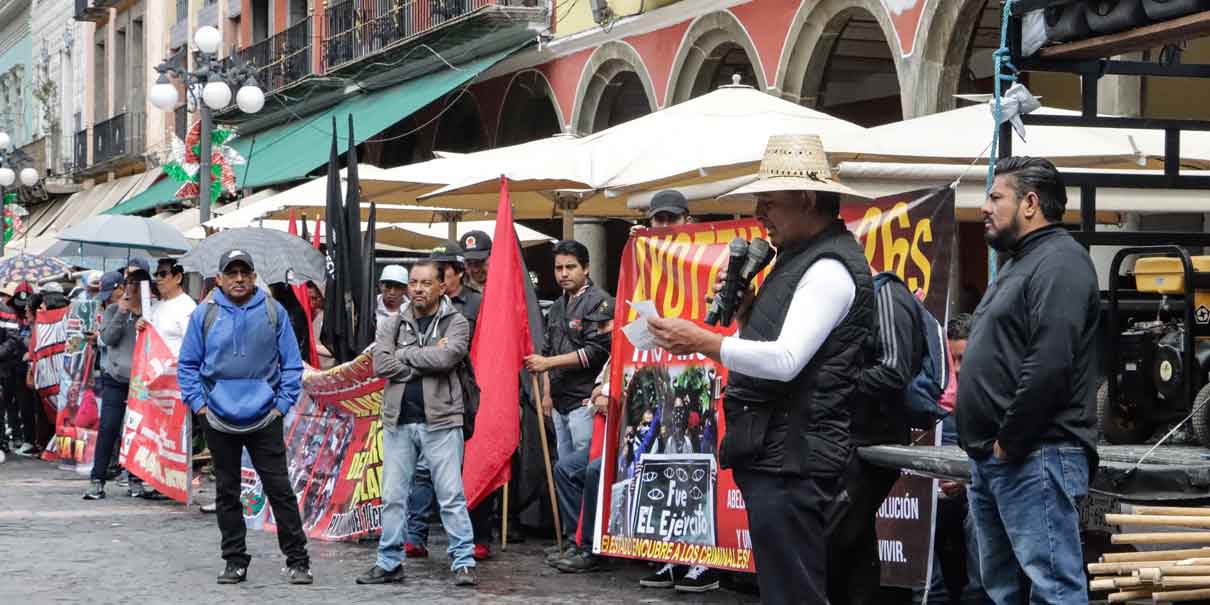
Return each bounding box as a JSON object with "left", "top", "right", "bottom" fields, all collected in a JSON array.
[{"left": 107, "top": 46, "right": 520, "bottom": 216}]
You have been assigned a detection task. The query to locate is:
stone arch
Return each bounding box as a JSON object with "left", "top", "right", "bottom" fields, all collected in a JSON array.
[
  {"left": 432, "top": 90, "right": 488, "bottom": 153},
  {"left": 570, "top": 41, "right": 658, "bottom": 135},
  {"left": 915, "top": 0, "right": 999, "bottom": 115},
  {"left": 496, "top": 69, "right": 565, "bottom": 147},
  {"left": 776, "top": 0, "right": 907, "bottom": 123},
  {"left": 665, "top": 11, "right": 767, "bottom": 105}
]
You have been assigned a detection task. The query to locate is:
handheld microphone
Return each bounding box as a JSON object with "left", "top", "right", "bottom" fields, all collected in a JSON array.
[
  {"left": 705, "top": 237, "right": 749, "bottom": 326},
  {"left": 717, "top": 238, "right": 774, "bottom": 327}
]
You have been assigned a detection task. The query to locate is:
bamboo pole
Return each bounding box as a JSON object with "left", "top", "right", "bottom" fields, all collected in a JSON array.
[
  {"left": 1133, "top": 506, "right": 1210, "bottom": 517},
  {"left": 1109, "top": 588, "right": 1155, "bottom": 602},
  {"left": 502, "top": 482, "right": 509, "bottom": 551},
  {"left": 1103, "top": 548, "right": 1210, "bottom": 563},
  {"left": 1091, "top": 561, "right": 1182, "bottom": 575},
  {"left": 1092, "top": 576, "right": 1144, "bottom": 590},
  {"left": 1135, "top": 566, "right": 1210, "bottom": 578},
  {"left": 1152, "top": 587, "right": 1210, "bottom": 602},
  {"left": 530, "top": 373, "right": 563, "bottom": 553},
  {"left": 1107, "top": 514, "right": 1210, "bottom": 528},
  {"left": 1160, "top": 576, "right": 1210, "bottom": 588},
  {"left": 1112, "top": 532, "right": 1210, "bottom": 545}
]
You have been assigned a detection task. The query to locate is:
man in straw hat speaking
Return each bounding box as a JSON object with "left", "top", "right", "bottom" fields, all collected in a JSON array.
[{"left": 648, "top": 134, "right": 875, "bottom": 604}]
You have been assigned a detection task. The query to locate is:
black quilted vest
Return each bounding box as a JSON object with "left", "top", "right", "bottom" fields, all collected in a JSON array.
[{"left": 721, "top": 220, "right": 875, "bottom": 477}]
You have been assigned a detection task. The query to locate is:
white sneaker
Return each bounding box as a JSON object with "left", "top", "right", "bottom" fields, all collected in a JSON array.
[{"left": 15, "top": 442, "right": 35, "bottom": 456}]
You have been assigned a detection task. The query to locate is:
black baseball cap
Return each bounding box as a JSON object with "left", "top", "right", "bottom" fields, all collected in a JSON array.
[
  {"left": 430, "top": 240, "right": 466, "bottom": 265},
  {"left": 218, "top": 249, "right": 256, "bottom": 273},
  {"left": 98, "top": 271, "right": 125, "bottom": 301},
  {"left": 459, "top": 230, "right": 492, "bottom": 261},
  {"left": 647, "top": 189, "right": 690, "bottom": 219}
]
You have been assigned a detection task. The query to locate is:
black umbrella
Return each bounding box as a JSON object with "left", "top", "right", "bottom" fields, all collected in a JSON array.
[{"left": 179, "top": 228, "right": 326, "bottom": 284}]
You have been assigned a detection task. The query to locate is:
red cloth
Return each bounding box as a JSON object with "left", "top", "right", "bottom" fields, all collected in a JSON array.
[
  {"left": 76, "top": 389, "right": 99, "bottom": 430},
  {"left": 312, "top": 217, "right": 322, "bottom": 249},
  {"left": 293, "top": 282, "right": 319, "bottom": 367},
  {"left": 461, "top": 176, "right": 534, "bottom": 509},
  {"left": 288, "top": 208, "right": 299, "bottom": 236}
]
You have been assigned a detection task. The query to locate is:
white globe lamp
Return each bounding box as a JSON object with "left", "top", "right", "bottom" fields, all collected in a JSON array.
[
  {"left": 0, "top": 168, "right": 13, "bottom": 187},
  {"left": 236, "top": 82, "right": 265, "bottom": 114},
  {"left": 149, "top": 78, "right": 179, "bottom": 111},
  {"left": 19, "top": 167, "right": 37, "bottom": 187},
  {"left": 194, "top": 26, "right": 221, "bottom": 55},
  {"left": 202, "top": 80, "right": 232, "bottom": 110}
]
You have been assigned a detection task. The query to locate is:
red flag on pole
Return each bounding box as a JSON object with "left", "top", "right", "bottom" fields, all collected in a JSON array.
[
  {"left": 288, "top": 208, "right": 299, "bottom": 236},
  {"left": 462, "top": 176, "right": 533, "bottom": 509},
  {"left": 312, "top": 217, "right": 322, "bottom": 249}
]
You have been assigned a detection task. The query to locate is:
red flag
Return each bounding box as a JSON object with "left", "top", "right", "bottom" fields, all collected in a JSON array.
[
  {"left": 312, "top": 217, "right": 322, "bottom": 249},
  {"left": 288, "top": 208, "right": 299, "bottom": 236},
  {"left": 293, "top": 282, "right": 320, "bottom": 367},
  {"left": 462, "top": 176, "right": 532, "bottom": 509}
]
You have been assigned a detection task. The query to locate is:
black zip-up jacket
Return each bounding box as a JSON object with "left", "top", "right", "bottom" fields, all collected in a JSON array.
[
  {"left": 853, "top": 275, "right": 920, "bottom": 447},
  {"left": 543, "top": 280, "right": 613, "bottom": 414},
  {"left": 0, "top": 302, "right": 24, "bottom": 376},
  {"left": 956, "top": 225, "right": 1099, "bottom": 467}
]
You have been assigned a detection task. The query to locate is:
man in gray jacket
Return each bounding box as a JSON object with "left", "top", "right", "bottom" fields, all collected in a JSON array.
[{"left": 357, "top": 261, "right": 477, "bottom": 588}]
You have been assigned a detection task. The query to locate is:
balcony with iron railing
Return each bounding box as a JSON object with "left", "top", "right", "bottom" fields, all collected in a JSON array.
[
  {"left": 322, "top": 0, "right": 543, "bottom": 73},
  {"left": 89, "top": 112, "right": 145, "bottom": 169},
  {"left": 73, "top": 127, "right": 88, "bottom": 174},
  {"left": 236, "top": 17, "right": 314, "bottom": 94}
]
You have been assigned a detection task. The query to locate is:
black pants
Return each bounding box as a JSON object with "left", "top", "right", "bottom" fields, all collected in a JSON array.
[
  {"left": 1, "top": 371, "right": 25, "bottom": 444},
  {"left": 90, "top": 375, "right": 129, "bottom": 482},
  {"left": 826, "top": 460, "right": 902, "bottom": 605},
  {"left": 470, "top": 489, "right": 498, "bottom": 546},
  {"left": 733, "top": 470, "right": 831, "bottom": 605},
  {"left": 206, "top": 415, "right": 309, "bottom": 569}
]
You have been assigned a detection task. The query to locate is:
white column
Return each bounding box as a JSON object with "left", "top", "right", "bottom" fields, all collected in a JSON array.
[{"left": 573, "top": 218, "right": 608, "bottom": 287}]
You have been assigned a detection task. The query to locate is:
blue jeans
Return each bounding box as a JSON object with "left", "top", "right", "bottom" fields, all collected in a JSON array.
[
  {"left": 554, "top": 447, "right": 589, "bottom": 544},
  {"left": 406, "top": 457, "right": 434, "bottom": 546},
  {"left": 968, "top": 444, "right": 1089, "bottom": 605},
  {"left": 377, "top": 423, "right": 475, "bottom": 571},
  {"left": 914, "top": 505, "right": 992, "bottom": 605},
  {"left": 552, "top": 405, "right": 593, "bottom": 460}
]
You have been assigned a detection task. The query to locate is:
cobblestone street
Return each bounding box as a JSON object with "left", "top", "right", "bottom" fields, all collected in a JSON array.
[{"left": 0, "top": 456, "right": 759, "bottom": 604}]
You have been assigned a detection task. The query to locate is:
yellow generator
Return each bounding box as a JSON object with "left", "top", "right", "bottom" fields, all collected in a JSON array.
[{"left": 1102, "top": 247, "right": 1210, "bottom": 446}]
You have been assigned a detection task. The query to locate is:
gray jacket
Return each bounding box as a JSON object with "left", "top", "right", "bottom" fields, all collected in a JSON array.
[
  {"left": 373, "top": 296, "right": 469, "bottom": 431},
  {"left": 100, "top": 303, "right": 139, "bottom": 382}
]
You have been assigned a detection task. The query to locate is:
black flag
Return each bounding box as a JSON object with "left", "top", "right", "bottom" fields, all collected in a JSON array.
[{"left": 321, "top": 116, "right": 353, "bottom": 363}]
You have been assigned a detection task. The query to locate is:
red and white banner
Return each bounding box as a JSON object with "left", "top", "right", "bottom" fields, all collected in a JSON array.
[{"left": 120, "top": 326, "right": 192, "bottom": 503}]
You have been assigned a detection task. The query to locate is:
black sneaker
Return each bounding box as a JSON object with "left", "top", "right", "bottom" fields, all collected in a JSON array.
[
  {"left": 217, "top": 562, "right": 248, "bottom": 584},
  {"left": 285, "top": 564, "right": 313, "bottom": 585},
  {"left": 553, "top": 550, "right": 602, "bottom": 573},
  {"left": 639, "top": 563, "right": 677, "bottom": 588},
  {"left": 356, "top": 564, "right": 404, "bottom": 585},
  {"left": 675, "top": 566, "right": 721, "bottom": 593},
  {"left": 453, "top": 566, "right": 478, "bottom": 586},
  {"left": 128, "top": 480, "right": 145, "bottom": 498},
  {"left": 545, "top": 544, "right": 578, "bottom": 566},
  {"left": 82, "top": 480, "right": 105, "bottom": 500}
]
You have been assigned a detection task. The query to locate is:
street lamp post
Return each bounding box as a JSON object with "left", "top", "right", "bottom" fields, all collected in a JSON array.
[
  {"left": 0, "top": 131, "right": 39, "bottom": 256},
  {"left": 149, "top": 26, "right": 264, "bottom": 224}
]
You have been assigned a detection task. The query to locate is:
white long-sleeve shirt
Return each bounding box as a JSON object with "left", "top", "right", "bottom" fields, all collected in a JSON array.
[{"left": 719, "top": 259, "right": 855, "bottom": 381}]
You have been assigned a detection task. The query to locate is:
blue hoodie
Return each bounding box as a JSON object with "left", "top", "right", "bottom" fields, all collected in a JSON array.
[{"left": 178, "top": 287, "right": 304, "bottom": 426}]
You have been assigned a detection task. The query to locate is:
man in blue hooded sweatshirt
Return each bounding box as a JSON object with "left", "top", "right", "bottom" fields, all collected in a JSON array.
[{"left": 178, "top": 249, "right": 310, "bottom": 585}]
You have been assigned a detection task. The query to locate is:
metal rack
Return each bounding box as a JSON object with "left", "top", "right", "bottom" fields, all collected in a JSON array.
[{"left": 1004, "top": 1, "right": 1210, "bottom": 248}]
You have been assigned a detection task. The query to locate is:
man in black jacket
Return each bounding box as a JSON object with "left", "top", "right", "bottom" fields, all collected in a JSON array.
[
  {"left": 957, "top": 156, "right": 1098, "bottom": 605},
  {"left": 827, "top": 270, "right": 920, "bottom": 605},
  {"left": 648, "top": 134, "right": 875, "bottom": 604},
  {"left": 524, "top": 240, "right": 613, "bottom": 460}
]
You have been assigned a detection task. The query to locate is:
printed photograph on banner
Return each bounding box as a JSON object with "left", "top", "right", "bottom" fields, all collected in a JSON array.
[
  {"left": 242, "top": 354, "right": 386, "bottom": 541},
  {"left": 596, "top": 187, "right": 955, "bottom": 581},
  {"left": 43, "top": 299, "right": 103, "bottom": 472}
]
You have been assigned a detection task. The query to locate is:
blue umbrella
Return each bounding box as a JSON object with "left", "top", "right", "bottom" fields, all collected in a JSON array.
[{"left": 0, "top": 253, "right": 72, "bottom": 283}]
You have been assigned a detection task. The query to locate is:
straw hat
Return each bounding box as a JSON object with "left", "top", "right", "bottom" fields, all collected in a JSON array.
[{"left": 723, "top": 134, "right": 868, "bottom": 201}]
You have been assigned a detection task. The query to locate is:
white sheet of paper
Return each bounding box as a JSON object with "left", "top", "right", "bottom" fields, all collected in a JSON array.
[
  {"left": 623, "top": 300, "right": 662, "bottom": 350},
  {"left": 140, "top": 281, "right": 151, "bottom": 317}
]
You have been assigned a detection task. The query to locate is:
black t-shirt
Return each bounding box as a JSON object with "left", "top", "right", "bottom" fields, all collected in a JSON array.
[{"left": 399, "top": 314, "right": 437, "bottom": 425}]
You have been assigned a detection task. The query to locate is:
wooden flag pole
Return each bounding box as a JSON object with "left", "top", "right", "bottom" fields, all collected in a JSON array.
[
  {"left": 531, "top": 372, "right": 563, "bottom": 553},
  {"left": 502, "top": 483, "right": 510, "bottom": 551}
]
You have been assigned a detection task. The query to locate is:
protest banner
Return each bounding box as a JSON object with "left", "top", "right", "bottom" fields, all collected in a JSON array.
[
  {"left": 596, "top": 187, "right": 954, "bottom": 584},
  {"left": 119, "top": 326, "right": 192, "bottom": 503},
  {"left": 241, "top": 354, "right": 386, "bottom": 541},
  {"left": 30, "top": 305, "right": 70, "bottom": 419},
  {"left": 42, "top": 300, "right": 103, "bottom": 471}
]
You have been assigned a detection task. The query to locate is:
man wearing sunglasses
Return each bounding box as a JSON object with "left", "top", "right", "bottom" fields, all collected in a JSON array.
[
  {"left": 138, "top": 259, "right": 197, "bottom": 356},
  {"left": 178, "top": 250, "right": 310, "bottom": 586}
]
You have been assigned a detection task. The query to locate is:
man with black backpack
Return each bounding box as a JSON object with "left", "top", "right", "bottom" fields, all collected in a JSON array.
[
  {"left": 177, "top": 250, "right": 311, "bottom": 585},
  {"left": 827, "top": 269, "right": 943, "bottom": 605},
  {"left": 359, "top": 260, "right": 479, "bottom": 588}
]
